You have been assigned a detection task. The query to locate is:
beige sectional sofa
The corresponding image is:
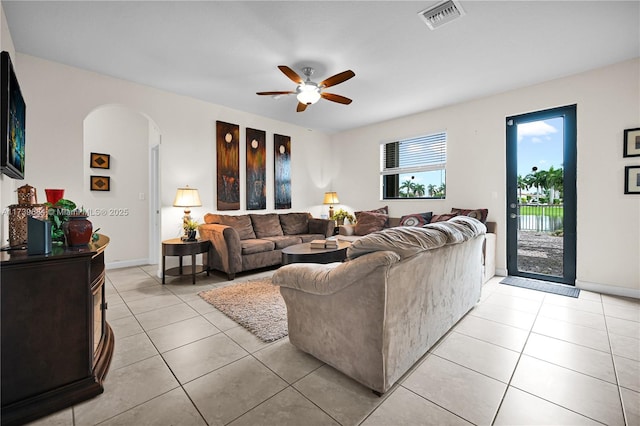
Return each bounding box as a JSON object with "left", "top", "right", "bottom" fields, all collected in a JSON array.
[
  {"left": 198, "top": 212, "right": 334, "bottom": 279},
  {"left": 272, "top": 216, "right": 487, "bottom": 394}
]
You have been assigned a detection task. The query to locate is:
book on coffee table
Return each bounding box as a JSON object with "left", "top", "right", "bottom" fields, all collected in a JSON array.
[
  {"left": 310, "top": 239, "right": 327, "bottom": 249},
  {"left": 310, "top": 239, "right": 339, "bottom": 249}
]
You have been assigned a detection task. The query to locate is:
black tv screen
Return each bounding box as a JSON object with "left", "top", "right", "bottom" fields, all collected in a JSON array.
[{"left": 1, "top": 51, "right": 26, "bottom": 180}]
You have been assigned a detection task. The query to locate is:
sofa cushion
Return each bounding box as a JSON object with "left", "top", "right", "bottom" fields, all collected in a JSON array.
[
  {"left": 241, "top": 239, "right": 276, "bottom": 255},
  {"left": 279, "top": 213, "right": 310, "bottom": 235},
  {"left": 451, "top": 207, "right": 488, "bottom": 224},
  {"left": 399, "top": 212, "right": 433, "bottom": 227},
  {"left": 348, "top": 226, "right": 449, "bottom": 260},
  {"left": 430, "top": 213, "right": 458, "bottom": 223},
  {"left": 263, "top": 235, "right": 301, "bottom": 249},
  {"left": 354, "top": 211, "right": 388, "bottom": 236},
  {"left": 250, "top": 214, "right": 284, "bottom": 238},
  {"left": 355, "top": 206, "right": 390, "bottom": 228},
  {"left": 204, "top": 213, "right": 256, "bottom": 240}
]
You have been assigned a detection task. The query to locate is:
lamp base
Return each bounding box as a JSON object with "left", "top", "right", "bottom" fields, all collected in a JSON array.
[{"left": 328, "top": 205, "right": 334, "bottom": 219}]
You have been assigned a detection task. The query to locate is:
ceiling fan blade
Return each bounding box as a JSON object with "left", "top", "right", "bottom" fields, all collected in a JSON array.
[
  {"left": 256, "top": 91, "right": 295, "bottom": 96},
  {"left": 319, "top": 70, "right": 355, "bottom": 88},
  {"left": 278, "top": 65, "right": 303, "bottom": 84},
  {"left": 321, "top": 92, "right": 352, "bottom": 105},
  {"left": 296, "top": 102, "right": 308, "bottom": 112}
]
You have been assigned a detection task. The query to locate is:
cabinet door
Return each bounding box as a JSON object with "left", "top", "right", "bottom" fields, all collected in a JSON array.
[{"left": 1, "top": 258, "right": 91, "bottom": 406}]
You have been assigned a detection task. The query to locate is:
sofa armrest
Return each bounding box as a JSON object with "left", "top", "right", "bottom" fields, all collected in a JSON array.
[
  {"left": 309, "top": 218, "right": 336, "bottom": 237},
  {"left": 198, "top": 223, "right": 242, "bottom": 278},
  {"left": 272, "top": 250, "right": 400, "bottom": 295},
  {"left": 338, "top": 224, "right": 356, "bottom": 236}
]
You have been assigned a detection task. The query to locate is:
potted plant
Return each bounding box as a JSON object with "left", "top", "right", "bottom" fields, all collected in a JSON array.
[
  {"left": 332, "top": 208, "right": 355, "bottom": 226},
  {"left": 184, "top": 219, "right": 199, "bottom": 241},
  {"left": 44, "top": 198, "right": 76, "bottom": 246}
]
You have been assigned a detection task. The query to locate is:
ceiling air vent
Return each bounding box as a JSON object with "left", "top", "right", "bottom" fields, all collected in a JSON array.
[{"left": 418, "top": 0, "right": 465, "bottom": 30}]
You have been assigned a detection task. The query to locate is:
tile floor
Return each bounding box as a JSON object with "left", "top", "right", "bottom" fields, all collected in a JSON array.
[{"left": 30, "top": 267, "right": 639, "bottom": 426}]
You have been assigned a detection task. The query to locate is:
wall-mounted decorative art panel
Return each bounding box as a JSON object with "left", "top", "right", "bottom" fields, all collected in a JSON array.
[
  {"left": 216, "top": 121, "right": 240, "bottom": 210},
  {"left": 274, "top": 134, "right": 291, "bottom": 209},
  {"left": 246, "top": 128, "right": 266, "bottom": 210},
  {"left": 90, "top": 175, "right": 110, "bottom": 191},
  {"left": 90, "top": 152, "right": 110, "bottom": 169}
]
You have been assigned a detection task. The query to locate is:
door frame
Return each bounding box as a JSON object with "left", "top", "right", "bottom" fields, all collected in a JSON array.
[{"left": 506, "top": 104, "right": 577, "bottom": 285}]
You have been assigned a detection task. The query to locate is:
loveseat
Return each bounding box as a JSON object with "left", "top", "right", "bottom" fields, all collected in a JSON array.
[
  {"left": 272, "top": 216, "right": 486, "bottom": 394},
  {"left": 198, "top": 212, "right": 334, "bottom": 279}
]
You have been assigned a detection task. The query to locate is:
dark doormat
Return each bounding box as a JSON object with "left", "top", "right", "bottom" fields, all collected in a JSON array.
[{"left": 500, "top": 276, "right": 580, "bottom": 298}]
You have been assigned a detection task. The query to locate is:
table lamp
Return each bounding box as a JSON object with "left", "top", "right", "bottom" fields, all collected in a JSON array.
[
  {"left": 173, "top": 186, "right": 202, "bottom": 239},
  {"left": 323, "top": 191, "right": 339, "bottom": 219}
]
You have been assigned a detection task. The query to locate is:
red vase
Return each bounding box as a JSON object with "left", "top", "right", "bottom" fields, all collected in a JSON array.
[
  {"left": 45, "top": 189, "right": 65, "bottom": 204},
  {"left": 63, "top": 215, "right": 93, "bottom": 246}
]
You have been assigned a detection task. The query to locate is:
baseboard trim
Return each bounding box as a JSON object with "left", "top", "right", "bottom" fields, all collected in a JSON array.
[
  {"left": 496, "top": 268, "right": 508, "bottom": 277},
  {"left": 576, "top": 280, "right": 640, "bottom": 299},
  {"left": 106, "top": 258, "right": 149, "bottom": 270}
]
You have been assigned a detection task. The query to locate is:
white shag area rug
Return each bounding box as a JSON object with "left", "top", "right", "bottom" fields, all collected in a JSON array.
[{"left": 198, "top": 277, "right": 287, "bottom": 342}]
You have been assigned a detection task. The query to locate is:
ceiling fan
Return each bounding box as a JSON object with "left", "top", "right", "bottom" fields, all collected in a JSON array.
[{"left": 257, "top": 65, "right": 355, "bottom": 112}]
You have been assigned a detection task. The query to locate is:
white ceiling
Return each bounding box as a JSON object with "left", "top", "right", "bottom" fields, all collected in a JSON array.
[{"left": 3, "top": 1, "right": 639, "bottom": 134}]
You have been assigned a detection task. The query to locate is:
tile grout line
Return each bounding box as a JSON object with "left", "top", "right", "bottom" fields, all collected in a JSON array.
[
  {"left": 103, "top": 266, "right": 213, "bottom": 426},
  {"left": 602, "top": 307, "right": 631, "bottom": 426}
]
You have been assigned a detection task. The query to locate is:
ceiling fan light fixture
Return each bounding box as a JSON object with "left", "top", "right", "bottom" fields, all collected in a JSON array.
[{"left": 296, "top": 83, "right": 321, "bottom": 105}]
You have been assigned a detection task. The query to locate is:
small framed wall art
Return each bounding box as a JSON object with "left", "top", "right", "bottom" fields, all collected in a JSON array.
[
  {"left": 623, "top": 128, "right": 640, "bottom": 157},
  {"left": 90, "top": 152, "right": 111, "bottom": 169},
  {"left": 91, "top": 175, "right": 110, "bottom": 191},
  {"left": 624, "top": 166, "right": 640, "bottom": 194}
]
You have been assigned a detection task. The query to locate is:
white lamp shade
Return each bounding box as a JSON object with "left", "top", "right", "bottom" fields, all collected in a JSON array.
[{"left": 173, "top": 186, "right": 202, "bottom": 207}]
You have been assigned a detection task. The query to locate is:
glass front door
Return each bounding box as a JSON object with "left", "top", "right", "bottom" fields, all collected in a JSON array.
[{"left": 506, "top": 105, "right": 576, "bottom": 285}]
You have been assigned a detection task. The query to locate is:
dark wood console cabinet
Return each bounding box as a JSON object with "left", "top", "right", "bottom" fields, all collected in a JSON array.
[{"left": 1, "top": 235, "right": 113, "bottom": 426}]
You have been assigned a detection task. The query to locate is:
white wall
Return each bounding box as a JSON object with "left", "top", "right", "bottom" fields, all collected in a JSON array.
[
  {"left": 6, "top": 53, "right": 332, "bottom": 267},
  {"left": 83, "top": 105, "right": 150, "bottom": 266},
  {"left": 331, "top": 58, "right": 640, "bottom": 297}
]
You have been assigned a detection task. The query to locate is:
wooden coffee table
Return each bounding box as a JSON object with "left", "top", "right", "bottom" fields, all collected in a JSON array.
[{"left": 281, "top": 240, "right": 351, "bottom": 265}]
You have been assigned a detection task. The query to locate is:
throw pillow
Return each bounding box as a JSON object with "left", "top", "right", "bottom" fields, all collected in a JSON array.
[
  {"left": 354, "top": 211, "right": 388, "bottom": 236},
  {"left": 451, "top": 207, "right": 489, "bottom": 224},
  {"left": 250, "top": 214, "right": 284, "bottom": 238},
  {"left": 279, "top": 212, "right": 310, "bottom": 235},
  {"left": 355, "top": 206, "right": 390, "bottom": 227},
  {"left": 204, "top": 214, "right": 256, "bottom": 240},
  {"left": 399, "top": 212, "right": 433, "bottom": 227},
  {"left": 430, "top": 213, "right": 458, "bottom": 223}
]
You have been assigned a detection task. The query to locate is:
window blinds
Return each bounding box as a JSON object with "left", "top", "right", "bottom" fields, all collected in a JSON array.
[{"left": 381, "top": 132, "right": 447, "bottom": 175}]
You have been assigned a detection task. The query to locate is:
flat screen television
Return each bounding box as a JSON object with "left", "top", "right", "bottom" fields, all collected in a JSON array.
[{"left": 1, "top": 51, "right": 26, "bottom": 180}]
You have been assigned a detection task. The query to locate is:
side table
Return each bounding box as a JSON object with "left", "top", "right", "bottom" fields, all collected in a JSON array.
[{"left": 162, "top": 238, "right": 210, "bottom": 284}]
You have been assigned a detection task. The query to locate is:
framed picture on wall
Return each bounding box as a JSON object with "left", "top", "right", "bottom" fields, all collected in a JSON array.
[
  {"left": 274, "top": 134, "right": 291, "bottom": 209},
  {"left": 91, "top": 175, "right": 110, "bottom": 191},
  {"left": 623, "top": 128, "right": 640, "bottom": 157},
  {"left": 216, "top": 121, "right": 240, "bottom": 210},
  {"left": 90, "top": 152, "right": 111, "bottom": 169},
  {"left": 624, "top": 166, "right": 640, "bottom": 194}
]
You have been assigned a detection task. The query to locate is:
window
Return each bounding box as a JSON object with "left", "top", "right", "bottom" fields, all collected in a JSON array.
[{"left": 380, "top": 131, "right": 446, "bottom": 199}]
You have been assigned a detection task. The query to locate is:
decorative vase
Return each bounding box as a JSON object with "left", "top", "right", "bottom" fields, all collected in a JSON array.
[
  {"left": 63, "top": 215, "right": 93, "bottom": 246},
  {"left": 336, "top": 218, "right": 345, "bottom": 226},
  {"left": 187, "top": 230, "right": 197, "bottom": 241},
  {"left": 45, "top": 189, "right": 65, "bottom": 205}
]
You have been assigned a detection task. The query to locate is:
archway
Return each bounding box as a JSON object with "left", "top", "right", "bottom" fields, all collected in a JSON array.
[{"left": 83, "top": 104, "right": 161, "bottom": 268}]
